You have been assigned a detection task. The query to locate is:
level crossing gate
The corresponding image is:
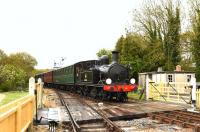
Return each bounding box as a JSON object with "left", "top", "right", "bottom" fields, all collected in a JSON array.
[{"left": 148, "top": 82, "right": 192, "bottom": 104}]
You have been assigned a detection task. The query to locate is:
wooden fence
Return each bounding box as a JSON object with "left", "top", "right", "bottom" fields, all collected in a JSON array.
[
  {"left": 149, "top": 82, "right": 191, "bottom": 104},
  {"left": 0, "top": 95, "right": 35, "bottom": 132}
]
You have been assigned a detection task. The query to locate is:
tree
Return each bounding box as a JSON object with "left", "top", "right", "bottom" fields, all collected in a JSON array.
[
  {"left": 115, "top": 33, "right": 147, "bottom": 79},
  {"left": 116, "top": 35, "right": 125, "bottom": 54},
  {"left": 115, "top": 31, "right": 167, "bottom": 77},
  {"left": 143, "top": 40, "right": 165, "bottom": 71},
  {"left": 7, "top": 52, "right": 37, "bottom": 77},
  {"left": 33, "top": 69, "right": 50, "bottom": 75},
  {"left": 0, "top": 50, "right": 38, "bottom": 91},
  {"left": 133, "top": 0, "right": 181, "bottom": 70},
  {"left": 0, "top": 49, "right": 7, "bottom": 66},
  {"left": 190, "top": 0, "right": 200, "bottom": 80},
  {"left": 0, "top": 65, "right": 26, "bottom": 91},
  {"left": 163, "top": 2, "right": 181, "bottom": 70},
  {"left": 96, "top": 48, "right": 112, "bottom": 62},
  {"left": 179, "top": 31, "right": 194, "bottom": 71}
]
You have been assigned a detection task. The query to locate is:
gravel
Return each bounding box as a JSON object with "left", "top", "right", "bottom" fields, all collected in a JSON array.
[{"left": 115, "top": 118, "right": 194, "bottom": 132}]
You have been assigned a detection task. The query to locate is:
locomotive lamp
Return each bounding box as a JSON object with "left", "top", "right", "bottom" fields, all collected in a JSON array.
[
  {"left": 130, "top": 78, "right": 135, "bottom": 84},
  {"left": 106, "top": 78, "right": 112, "bottom": 84}
]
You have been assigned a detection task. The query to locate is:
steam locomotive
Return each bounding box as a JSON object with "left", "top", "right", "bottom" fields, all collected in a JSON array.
[{"left": 35, "top": 51, "right": 137, "bottom": 101}]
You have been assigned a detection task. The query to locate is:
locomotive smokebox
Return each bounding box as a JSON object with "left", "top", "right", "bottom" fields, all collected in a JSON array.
[{"left": 112, "top": 51, "right": 119, "bottom": 63}]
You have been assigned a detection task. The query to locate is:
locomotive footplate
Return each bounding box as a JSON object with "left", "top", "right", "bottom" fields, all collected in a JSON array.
[{"left": 103, "top": 84, "right": 137, "bottom": 92}]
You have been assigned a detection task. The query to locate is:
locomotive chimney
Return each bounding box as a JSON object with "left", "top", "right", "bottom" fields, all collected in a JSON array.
[{"left": 112, "top": 51, "right": 119, "bottom": 63}]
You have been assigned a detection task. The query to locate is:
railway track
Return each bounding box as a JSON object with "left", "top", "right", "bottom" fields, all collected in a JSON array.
[
  {"left": 63, "top": 91, "right": 200, "bottom": 131},
  {"left": 56, "top": 90, "right": 125, "bottom": 132},
  {"left": 36, "top": 88, "right": 199, "bottom": 131},
  {"left": 148, "top": 110, "right": 200, "bottom": 131},
  {"left": 57, "top": 91, "right": 80, "bottom": 132}
]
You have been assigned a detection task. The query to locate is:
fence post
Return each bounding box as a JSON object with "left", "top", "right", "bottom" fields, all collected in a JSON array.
[
  {"left": 29, "top": 76, "right": 37, "bottom": 128},
  {"left": 197, "top": 89, "right": 199, "bottom": 108},
  {"left": 16, "top": 103, "right": 22, "bottom": 132},
  {"left": 27, "top": 97, "right": 34, "bottom": 132},
  {"left": 198, "top": 89, "right": 200, "bottom": 109},
  {"left": 37, "top": 78, "right": 43, "bottom": 108},
  {"left": 145, "top": 78, "right": 150, "bottom": 100},
  {"left": 29, "top": 77, "right": 35, "bottom": 95},
  {"left": 191, "top": 77, "right": 196, "bottom": 104}
]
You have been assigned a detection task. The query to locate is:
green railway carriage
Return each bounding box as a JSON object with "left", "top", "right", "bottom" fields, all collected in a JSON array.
[
  {"left": 52, "top": 60, "right": 98, "bottom": 85},
  {"left": 53, "top": 65, "right": 75, "bottom": 84}
]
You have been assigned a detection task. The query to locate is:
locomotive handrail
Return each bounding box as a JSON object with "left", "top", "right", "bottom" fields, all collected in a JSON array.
[{"left": 98, "top": 79, "right": 105, "bottom": 84}]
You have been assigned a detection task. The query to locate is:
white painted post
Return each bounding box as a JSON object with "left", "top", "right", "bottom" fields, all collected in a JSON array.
[
  {"left": 145, "top": 76, "right": 150, "bottom": 100},
  {"left": 191, "top": 77, "right": 196, "bottom": 102},
  {"left": 37, "top": 78, "right": 43, "bottom": 108},
  {"left": 37, "top": 78, "right": 42, "bottom": 84},
  {"left": 29, "top": 77, "right": 35, "bottom": 95}
]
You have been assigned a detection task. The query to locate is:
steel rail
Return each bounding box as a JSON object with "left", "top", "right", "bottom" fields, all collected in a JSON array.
[
  {"left": 76, "top": 96, "right": 125, "bottom": 132},
  {"left": 57, "top": 90, "right": 125, "bottom": 132},
  {"left": 172, "top": 110, "right": 200, "bottom": 118},
  {"left": 56, "top": 92, "right": 81, "bottom": 132},
  {"left": 156, "top": 112, "right": 200, "bottom": 123},
  {"left": 148, "top": 112, "right": 200, "bottom": 132}
]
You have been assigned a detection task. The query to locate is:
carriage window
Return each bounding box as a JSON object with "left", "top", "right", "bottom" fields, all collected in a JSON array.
[{"left": 167, "top": 74, "right": 173, "bottom": 82}]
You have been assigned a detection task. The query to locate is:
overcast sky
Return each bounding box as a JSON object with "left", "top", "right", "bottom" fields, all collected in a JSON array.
[{"left": 0, "top": 0, "right": 144, "bottom": 69}]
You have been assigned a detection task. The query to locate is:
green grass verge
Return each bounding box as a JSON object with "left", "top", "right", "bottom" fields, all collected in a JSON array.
[
  {"left": 128, "top": 89, "right": 145, "bottom": 100},
  {"left": 0, "top": 91, "right": 28, "bottom": 106}
]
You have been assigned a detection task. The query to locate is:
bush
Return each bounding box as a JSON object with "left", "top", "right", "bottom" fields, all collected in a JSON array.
[
  {"left": 0, "top": 82, "right": 10, "bottom": 92},
  {"left": 0, "top": 65, "right": 26, "bottom": 91}
]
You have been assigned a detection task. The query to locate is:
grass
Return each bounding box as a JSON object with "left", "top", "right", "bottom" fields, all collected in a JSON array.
[
  {"left": 128, "top": 89, "right": 145, "bottom": 100},
  {"left": 0, "top": 91, "right": 28, "bottom": 106}
]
